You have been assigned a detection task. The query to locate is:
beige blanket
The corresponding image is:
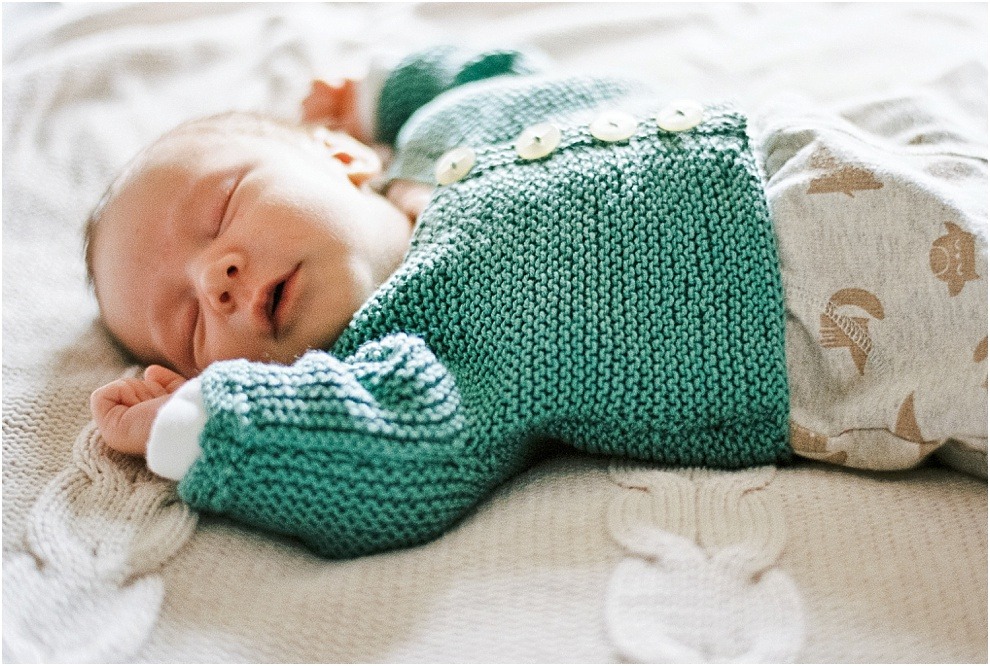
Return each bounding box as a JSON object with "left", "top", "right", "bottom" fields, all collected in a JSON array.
[{"left": 3, "top": 3, "right": 986, "bottom": 662}]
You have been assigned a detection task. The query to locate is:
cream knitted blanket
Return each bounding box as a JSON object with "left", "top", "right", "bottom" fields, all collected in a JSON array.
[{"left": 3, "top": 3, "right": 986, "bottom": 662}]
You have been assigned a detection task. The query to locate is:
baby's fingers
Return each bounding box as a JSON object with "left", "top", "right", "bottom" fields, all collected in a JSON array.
[
  {"left": 90, "top": 380, "right": 170, "bottom": 456},
  {"left": 94, "top": 401, "right": 145, "bottom": 454},
  {"left": 91, "top": 378, "right": 164, "bottom": 416},
  {"left": 143, "top": 365, "right": 187, "bottom": 393}
]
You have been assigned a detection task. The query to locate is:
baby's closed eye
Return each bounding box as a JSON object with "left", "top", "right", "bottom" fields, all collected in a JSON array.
[{"left": 213, "top": 169, "right": 246, "bottom": 237}]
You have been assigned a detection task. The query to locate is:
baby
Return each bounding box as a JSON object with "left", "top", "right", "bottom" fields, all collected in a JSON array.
[
  {"left": 88, "top": 46, "right": 988, "bottom": 558},
  {"left": 87, "top": 110, "right": 420, "bottom": 447}
]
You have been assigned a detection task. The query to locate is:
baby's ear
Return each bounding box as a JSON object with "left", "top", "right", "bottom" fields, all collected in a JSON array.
[
  {"left": 319, "top": 130, "right": 382, "bottom": 188},
  {"left": 301, "top": 77, "right": 358, "bottom": 126}
]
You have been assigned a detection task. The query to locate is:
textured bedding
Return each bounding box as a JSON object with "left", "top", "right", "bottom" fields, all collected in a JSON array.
[{"left": 3, "top": 3, "right": 987, "bottom": 662}]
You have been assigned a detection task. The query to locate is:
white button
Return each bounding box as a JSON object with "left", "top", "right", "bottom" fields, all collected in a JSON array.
[
  {"left": 589, "top": 110, "right": 638, "bottom": 142},
  {"left": 435, "top": 146, "right": 476, "bottom": 185},
  {"left": 514, "top": 122, "right": 562, "bottom": 160},
  {"left": 656, "top": 99, "right": 704, "bottom": 132}
]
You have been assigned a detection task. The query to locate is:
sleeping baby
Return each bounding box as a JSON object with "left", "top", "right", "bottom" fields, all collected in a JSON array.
[{"left": 87, "top": 46, "right": 988, "bottom": 558}]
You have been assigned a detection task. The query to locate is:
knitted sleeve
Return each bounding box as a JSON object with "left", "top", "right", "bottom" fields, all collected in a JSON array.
[
  {"left": 375, "top": 45, "right": 545, "bottom": 145},
  {"left": 175, "top": 333, "right": 490, "bottom": 559}
]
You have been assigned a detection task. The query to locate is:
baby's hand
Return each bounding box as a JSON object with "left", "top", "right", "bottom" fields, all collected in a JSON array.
[
  {"left": 90, "top": 365, "right": 187, "bottom": 456},
  {"left": 302, "top": 78, "right": 370, "bottom": 143}
]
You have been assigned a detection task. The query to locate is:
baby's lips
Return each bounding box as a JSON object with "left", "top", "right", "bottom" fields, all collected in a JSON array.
[
  {"left": 251, "top": 264, "right": 301, "bottom": 338},
  {"left": 250, "top": 278, "right": 279, "bottom": 336},
  {"left": 271, "top": 264, "right": 302, "bottom": 338}
]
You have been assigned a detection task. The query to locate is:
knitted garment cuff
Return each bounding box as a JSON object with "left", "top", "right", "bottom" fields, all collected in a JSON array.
[
  {"left": 147, "top": 377, "right": 205, "bottom": 481},
  {"left": 357, "top": 51, "right": 402, "bottom": 145}
]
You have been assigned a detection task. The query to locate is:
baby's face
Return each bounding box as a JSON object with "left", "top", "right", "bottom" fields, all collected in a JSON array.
[{"left": 91, "top": 118, "right": 413, "bottom": 377}]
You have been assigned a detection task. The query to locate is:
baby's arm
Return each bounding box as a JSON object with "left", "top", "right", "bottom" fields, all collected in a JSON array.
[
  {"left": 301, "top": 56, "right": 430, "bottom": 221},
  {"left": 303, "top": 46, "right": 546, "bottom": 222},
  {"left": 182, "top": 334, "right": 492, "bottom": 558},
  {"left": 94, "top": 334, "right": 495, "bottom": 559},
  {"left": 304, "top": 46, "right": 547, "bottom": 148}
]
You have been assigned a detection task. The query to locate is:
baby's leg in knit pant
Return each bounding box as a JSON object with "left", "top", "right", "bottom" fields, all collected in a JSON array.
[{"left": 752, "top": 84, "right": 988, "bottom": 477}]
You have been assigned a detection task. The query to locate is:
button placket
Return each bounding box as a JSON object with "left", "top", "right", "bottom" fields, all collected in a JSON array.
[
  {"left": 435, "top": 146, "right": 477, "bottom": 185},
  {"left": 656, "top": 99, "right": 704, "bottom": 132},
  {"left": 590, "top": 110, "right": 638, "bottom": 143},
  {"left": 514, "top": 122, "right": 562, "bottom": 160}
]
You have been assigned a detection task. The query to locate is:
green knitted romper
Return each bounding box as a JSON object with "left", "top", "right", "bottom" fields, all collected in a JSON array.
[{"left": 178, "top": 46, "right": 791, "bottom": 559}]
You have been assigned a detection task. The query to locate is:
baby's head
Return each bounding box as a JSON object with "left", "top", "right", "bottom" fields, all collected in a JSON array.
[{"left": 86, "top": 111, "right": 413, "bottom": 377}]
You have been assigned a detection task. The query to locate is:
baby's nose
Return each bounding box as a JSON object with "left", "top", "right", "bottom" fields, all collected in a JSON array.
[{"left": 200, "top": 253, "right": 245, "bottom": 314}]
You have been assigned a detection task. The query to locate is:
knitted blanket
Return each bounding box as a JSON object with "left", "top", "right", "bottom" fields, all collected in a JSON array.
[{"left": 3, "top": 3, "right": 986, "bottom": 662}]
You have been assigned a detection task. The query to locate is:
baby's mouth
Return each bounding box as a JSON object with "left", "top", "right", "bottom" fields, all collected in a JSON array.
[
  {"left": 260, "top": 264, "right": 301, "bottom": 337},
  {"left": 267, "top": 281, "right": 285, "bottom": 323}
]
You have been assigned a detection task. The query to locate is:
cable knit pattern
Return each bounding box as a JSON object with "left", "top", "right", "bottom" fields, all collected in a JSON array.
[
  {"left": 605, "top": 463, "right": 803, "bottom": 662},
  {"left": 178, "top": 47, "right": 791, "bottom": 559}
]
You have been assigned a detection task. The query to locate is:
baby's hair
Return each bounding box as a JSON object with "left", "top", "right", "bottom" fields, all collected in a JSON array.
[{"left": 83, "top": 180, "right": 117, "bottom": 290}]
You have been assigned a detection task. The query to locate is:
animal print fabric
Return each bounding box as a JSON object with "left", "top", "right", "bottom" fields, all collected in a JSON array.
[{"left": 753, "top": 91, "right": 988, "bottom": 477}]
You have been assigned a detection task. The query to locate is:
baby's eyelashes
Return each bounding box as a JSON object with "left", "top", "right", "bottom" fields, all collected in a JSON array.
[
  {"left": 212, "top": 181, "right": 235, "bottom": 236},
  {"left": 213, "top": 168, "right": 248, "bottom": 237}
]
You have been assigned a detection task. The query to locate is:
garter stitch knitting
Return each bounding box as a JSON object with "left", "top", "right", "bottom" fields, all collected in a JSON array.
[{"left": 178, "top": 47, "right": 791, "bottom": 559}]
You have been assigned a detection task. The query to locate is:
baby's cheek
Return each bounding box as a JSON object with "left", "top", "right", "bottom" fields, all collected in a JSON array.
[{"left": 199, "top": 326, "right": 262, "bottom": 369}]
